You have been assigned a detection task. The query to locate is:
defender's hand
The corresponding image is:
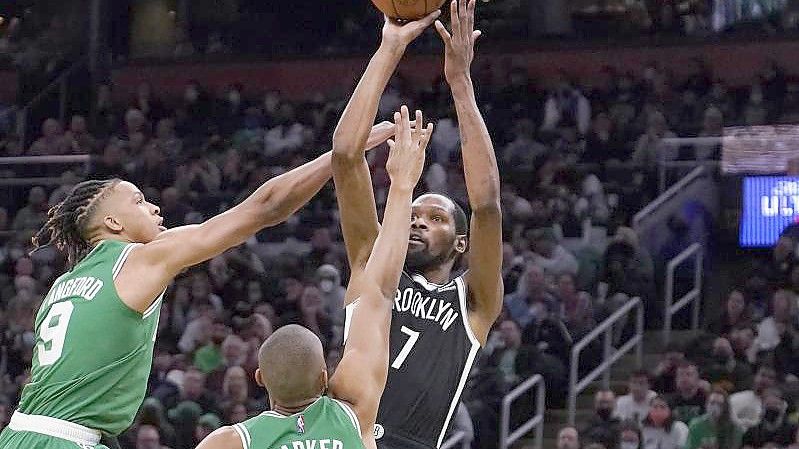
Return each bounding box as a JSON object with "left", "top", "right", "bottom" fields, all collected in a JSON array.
[{"left": 386, "top": 106, "right": 433, "bottom": 190}]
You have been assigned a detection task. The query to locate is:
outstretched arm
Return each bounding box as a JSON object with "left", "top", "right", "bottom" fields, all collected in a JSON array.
[
  {"left": 116, "top": 125, "right": 391, "bottom": 314},
  {"left": 330, "top": 107, "right": 433, "bottom": 441},
  {"left": 333, "top": 12, "right": 439, "bottom": 305},
  {"left": 436, "top": 0, "right": 502, "bottom": 345}
]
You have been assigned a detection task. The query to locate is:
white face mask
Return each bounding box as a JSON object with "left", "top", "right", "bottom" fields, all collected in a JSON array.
[
  {"left": 319, "top": 279, "right": 335, "bottom": 293},
  {"left": 620, "top": 442, "right": 639, "bottom": 449}
]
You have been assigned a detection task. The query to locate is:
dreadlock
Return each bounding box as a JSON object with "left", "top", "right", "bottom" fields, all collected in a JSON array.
[{"left": 31, "top": 179, "right": 121, "bottom": 268}]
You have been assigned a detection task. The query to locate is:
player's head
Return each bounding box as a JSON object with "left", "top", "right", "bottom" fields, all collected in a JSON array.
[
  {"left": 256, "top": 324, "right": 327, "bottom": 409},
  {"left": 32, "top": 179, "right": 165, "bottom": 267},
  {"left": 406, "top": 193, "right": 468, "bottom": 272}
]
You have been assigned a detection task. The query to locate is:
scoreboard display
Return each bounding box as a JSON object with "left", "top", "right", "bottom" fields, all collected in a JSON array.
[{"left": 740, "top": 176, "right": 799, "bottom": 247}]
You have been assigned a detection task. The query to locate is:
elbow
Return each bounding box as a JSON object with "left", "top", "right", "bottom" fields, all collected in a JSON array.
[
  {"left": 470, "top": 198, "right": 502, "bottom": 217},
  {"left": 331, "top": 146, "right": 361, "bottom": 167}
]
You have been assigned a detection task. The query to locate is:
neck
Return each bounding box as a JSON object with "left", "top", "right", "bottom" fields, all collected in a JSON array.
[
  {"left": 410, "top": 261, "right": 455, "bottom": 285},
  {"left": 272, "top": 396, "right": 320, "bottom": 415}
]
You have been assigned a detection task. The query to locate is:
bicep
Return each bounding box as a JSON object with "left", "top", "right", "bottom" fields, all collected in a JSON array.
[
  {"left": 195, "top": 426, "right": 244, "bottom": 449},
  {"left": 465, "top": 208, "right": 504, "bottom": 340}
]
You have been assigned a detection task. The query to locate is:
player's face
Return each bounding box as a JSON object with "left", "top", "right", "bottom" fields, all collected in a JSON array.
[
  {"left": 406, "top": 195, "right": 465, "bottom": 271},
  {"left": 103, "top": 181, "right": 165, "bottom": 243}
]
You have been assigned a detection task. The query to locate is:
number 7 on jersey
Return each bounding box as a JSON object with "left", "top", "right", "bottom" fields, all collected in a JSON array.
[{"left": 391, "top": 326, "right": 420, "bottom": 370}]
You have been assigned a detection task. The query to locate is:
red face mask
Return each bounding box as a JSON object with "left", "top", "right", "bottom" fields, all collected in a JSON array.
[{"left": 650, "top": 409, "right": 670, "bottom": 426}]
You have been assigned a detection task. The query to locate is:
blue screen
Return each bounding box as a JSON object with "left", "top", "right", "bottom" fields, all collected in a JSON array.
[{"left": 740, "top": 176, "right": 799, "bottom": 247}]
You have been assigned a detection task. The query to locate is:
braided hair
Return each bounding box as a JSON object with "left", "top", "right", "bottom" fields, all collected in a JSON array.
[{"left": 31, "top": 179, "right": 121, "bottom": 268}]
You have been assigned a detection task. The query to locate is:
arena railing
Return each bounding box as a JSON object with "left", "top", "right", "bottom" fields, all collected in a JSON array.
[
  {"left": 441, "top": 431, "right": 468, "bottom": 449},
  {"left": 499, "top": 374, "right": 545, "bottom": 449},
  {"left": 0, "top": 155, "right": 91, "bottom": 186},
  {"left": 657, "top": 136, "right": 722, "bottom": 193},
  {"left": 663, "top": 243, "right": 703, "bottom": 345},
  {"left": 568, "top": 296, "right": 644, "bottom": 425}
]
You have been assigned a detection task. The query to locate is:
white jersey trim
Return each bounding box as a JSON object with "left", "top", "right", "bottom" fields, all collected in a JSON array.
[
  {"left": 454, "top": 276, "right": 481, "bottom": 348},
  {"left": 112, "top": 243, "right": 140, "bottom": 279},
  {"left": 331, "top": 398, "right": 362, "bottom": 436},
  {"left": 232, "top": 423, "right": 251, "bottom": 449},
  {"left": 342, "top": 299, "right": 359, "bottom": 344}
]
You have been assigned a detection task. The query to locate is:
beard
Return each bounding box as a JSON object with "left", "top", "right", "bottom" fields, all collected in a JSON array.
[{"left": 405, "top": 246, "right": 454, "bottom": 272}]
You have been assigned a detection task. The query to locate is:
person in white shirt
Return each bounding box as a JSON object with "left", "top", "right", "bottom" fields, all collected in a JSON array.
[
  {"left": 616, "top": 370, "right": 658, "bottom": 424},
  {"left": 754, "top": 290, "right": 797, "bottom": 353},
  {"left": 729, "top": 365, "right": 779, "bottom": 431},
  {"left": 641, "top": 396, "right": 689, "bottom": 449}
]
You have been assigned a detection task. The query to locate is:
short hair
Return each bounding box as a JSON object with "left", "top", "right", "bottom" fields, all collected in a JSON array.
[
  {"left": 258, "top": 325, "right": 325, "bottom": 406},
  {"left": 450, "top": 199, "right": 468, "bottom": 235}
]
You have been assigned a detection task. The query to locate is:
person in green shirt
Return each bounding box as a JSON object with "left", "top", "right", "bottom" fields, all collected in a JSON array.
[
  {"left": 0, "top": 124, "right": 395, "bottom": 449},
  {"left": 195, "top": 105, "right": 434, "bottom": 449},
  {"left": 686, "top": 388, "right": 743, "bottom": 449}
]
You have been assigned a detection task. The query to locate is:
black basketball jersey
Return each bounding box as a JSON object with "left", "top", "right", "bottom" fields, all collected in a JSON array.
[{"left": 344, "top": 271, "right": 480, "bottom": 449}]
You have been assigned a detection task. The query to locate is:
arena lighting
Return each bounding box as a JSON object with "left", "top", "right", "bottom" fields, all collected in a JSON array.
[
  {"left": 0, "top": 17, "right": 5, "bottom": 25},
  {"left": 722, "top": 124, "right": 799, "bottom": 174}
]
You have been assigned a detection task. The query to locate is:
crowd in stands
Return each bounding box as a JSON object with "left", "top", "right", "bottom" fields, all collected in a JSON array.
[{"left": 0, "top": 55, "right": 798, "bottom": 449}]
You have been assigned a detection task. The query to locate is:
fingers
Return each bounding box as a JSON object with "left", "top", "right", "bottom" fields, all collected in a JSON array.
[
  {"left": 387, "top": 139, "right": 395, "bottom": 149},
  {"left": 434, "top": 20, "right": 452, "bottom": 45},
  {"left": 459, "top": 0, "right": 468, "bottom": 39},
  {"left": 416, "top": 9, "right": 442, "bottom": 28},
  {"left": 400, "top": 105, "right": 412, "bottom": 147},
  {"left": 450, "top": 0, "right": 461, "bottom": 42},
  {"left": 466, "top": 0, "right": 476, "bottom": 35},
  {"left": 418, "top": 123, "right": 434, "bottom": 152},
  {"left": 393, "top": 111, "right": 403, "bottom": 148},
  {"left": 473, "top": 30, "right": 482, "bottom": 41},
  {"left": 414, "top": 109, "right": 423, "bottom": 141}
]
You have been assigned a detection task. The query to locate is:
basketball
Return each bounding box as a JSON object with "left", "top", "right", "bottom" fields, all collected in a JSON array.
[{"left": 371, "top": 0, "right": 449, "bottom": 20}]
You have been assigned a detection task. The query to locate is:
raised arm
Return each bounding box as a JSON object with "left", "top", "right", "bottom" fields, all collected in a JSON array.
[
  {"left": 332, "top": 13, "right": 439, "bottom": 305},
  {"left": 330, "top": 107, "right": 433, "bottom": 441},
  {"left": 436, "top": 0, "right": 503, "bottom": 344}
]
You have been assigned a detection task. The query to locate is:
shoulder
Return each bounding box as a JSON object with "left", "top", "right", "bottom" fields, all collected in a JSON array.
[{"left": 197, "top": 426, "right": 245, "bottom": 449}]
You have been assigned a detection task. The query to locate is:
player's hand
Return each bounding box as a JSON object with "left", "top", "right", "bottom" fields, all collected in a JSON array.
[
  {"left": 381, "top": 11, "right": 441, "bottom": 50},
  {"left": 435, "top": 0, "right": 481, "bottom": 82},
  {"left": 386, "top": 105, "right": 433, "bottom": 190}
]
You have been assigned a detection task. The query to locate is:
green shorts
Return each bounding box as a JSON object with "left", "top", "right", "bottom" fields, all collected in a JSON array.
[{"left": 0, "top": 427, "right": 110, "bottom": 449}]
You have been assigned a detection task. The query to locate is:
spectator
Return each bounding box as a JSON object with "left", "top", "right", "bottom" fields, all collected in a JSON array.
[
  {"left": 631, "top": 110, "right": 677, "bottom": 170},
  {"left": 64, "top": 115, "right": 97, "bottom": 154},
  {"left": 668, "top": 362, "right": 708, "bottom": 424},
  {"left": 194, "top": 413, "right": 222, "bottom": 445},
  {"left": 583, "top": 112, "right": 628, "bottom": 163},
  {"left": 170, "top": 367, "right": 218, "bottom": 415},
  {"left": 616, "top": 370, "right": 658, "bottom": 424},
  {"left": 167, "top": 401, "right": 202, "bottom": 449},
  {"left": 754, "top": 290, "right": 797, "bottom": 353},
  {"left": 708, "top": 289, "right": 753, "bottom": 337},
  {"left": 11, "top": 186, "right": 48, "bottom": 233},
  {"left": 741, "top": 388, "right": 797, "bottom": 448},
  {"left": 730, "top": 365, "right": 779, "bottom": 431},
  {"left": 527, "top": 229, "right": 579, "bottom": 278},
  {"left": 502, "top": 118, "right": 548, "bottom": 170},
  {"left": 685, "top": 388, "right": 743, "bottom": 449},
  {"left": 652, "top": 343, "right": 686, "bottom": 394},
  {"left": 542, "top": 78, "right": 592, "bottom": 135},
  {"left": 555, "top": 273, "right": 595, "bottom": 338},
  {"left": 558, "top": 426, "right": 581, "bottom": 449},
  {"left": 28, "top": 118, "right": 69, "bottom": 155},
  {"left": 489, "top": 319, "right": 527, "bottom": 387},
  {"left": 580, "top": 390, "right": 621, "bottom": 449},
  {"left": 134, "top": 398, "right": 177, "bottom": 448},
  {"left": 702, "top": 337, "right": 753, "bottom": 393},
  {"left": 618, "top": 420, "right": 644, "bottom": 449},
  {"left": 136, "top": 424, "right": 170, "bottom": 449},
  {"left": 640, "top": 396, "right": 689, "bottom": 449},
  {"left": 504, "top": 263, "right": 557, "bottom": 329}
]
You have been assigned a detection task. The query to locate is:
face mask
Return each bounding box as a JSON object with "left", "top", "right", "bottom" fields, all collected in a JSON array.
[
  {"left": 764, "top": 407, "right": 780, "bottom": 422},
  {"left": 597, "top": 408, "right": 613, "bottom": 420},
  {"left": 706, "top": 403, "right": 723, "bottom": 419},
  {"left": 228, "top": 91, "right": 241, "bottom": 104},
  {"left": 185, "top": 88, "right": 198, "bottom": 102},
  {"left": 621, "top": 442, "right": 639, "bottom": 449},
  {"left": 319, "top": 279, "right": 334, "bottom": 293}
]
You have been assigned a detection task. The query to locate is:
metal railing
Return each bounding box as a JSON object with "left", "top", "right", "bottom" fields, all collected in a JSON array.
[
  {"left": 500, "top": 374, "right": 545, "bottom": 449},
  {"left": 0, "top": 155, "right": 91, "bottom": 186},
  {"left": 657, "top": 136, "right": 722, "bottom": 193},
  {"left": 16, "top": 57, "right": 88, "bottom": 146},
  {"left": 663, "top": 243, "right": 704, "bottom": 345},
  {"left": 632, "top": 166, "right": 705, "bottom": 231},
  {"left": 441, "top": 431, "right": 469, "bottom": 449},
  {"left": 568, "top": 297, "right": 644, "bottom": 425}
]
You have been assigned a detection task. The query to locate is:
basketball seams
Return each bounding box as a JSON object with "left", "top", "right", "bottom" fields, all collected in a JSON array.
[{"left": 390, "top": 0, "right": 400, "bottom": 19}]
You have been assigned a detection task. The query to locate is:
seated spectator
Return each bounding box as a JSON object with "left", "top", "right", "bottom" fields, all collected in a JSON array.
[
  {"left": 668, "top": 362, "right": 708, "bottom": 424},
  {"left": 11, "top": 186, "right": 48, "bottom": 233},
  {"left": 505, "top": 263, "right": 557, "bottom": 329},
  {"left": 631, "top": 111, "right": 677, "bottom": 170},
  {"left": 641, "top": 396, "right": 689, "bottom": 449},
  {"left": 541, "top": 79, "right": 591, "bottom": 135},
  {"left": 685, "top": 388, "right": 743, "bottom": 449},
  {"left": 558, "top": 426, "right": 581, "bottom": 449},
  {"left": 616, "top": 370, "right": 658, "bottom": 424},
  {"left": 521, "top": 302, "right": 573, "bottom": 368},
  {"left": 742, "top": 388, "right": 797, "bottom": 448},
  {"left": 708, "top": 289, "right": 753, "bottom": 337},
  {"left": 28, "top": 118, "right": 69, "bottom": 155},
  {"left": 583, "top": 112, "right": 628, "bottom": 163},
  {"left": 652, "top": 343, "right": 686, "bottom": 394},
  {"left": 618, "top": 420, "right": 644, "bottom": 449},
  {"left": 489, "top": 319, "right": 528, "bottom": 388},
  {"left": 580, "top": 390, "right": 621, "bottom": 449},
  {"left": 730, "top": 325, "right": 758, "bottom": 365},
  {"left": 526, "top": 229, "right": 579, "bottom": 278},
  {"left": 754, "top": 290, "right": 798, "bottom": 354},
  {"left": 702, "top": 337, "right": 754, "bottom": 393},
  {"left": 502, "top": 118, "right": 548, "bottom": 171},
  {"left": 64, "top": 115, "right": 97, "bottom": 154},
  {"left": 194, "top": 413, "right": 222, "bottom": 446},
  {"left": 136, "top": 424, "right": 171, "bottom": 449},
  {"left": 730, "top": 366, "right": 779, "bottom": 431},
  {"left": 555, "top": 273, "right": 595, "bottom": 338}
]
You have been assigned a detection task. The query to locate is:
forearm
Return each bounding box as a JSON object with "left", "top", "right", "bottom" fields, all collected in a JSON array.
[
  {"left": 449, "top": 77, "right": 501, "bottom": 210},
  {"left": 245, "top": 152, "right": 333, "bottom": 226},
  {"left": 332, "top": 42, "right": 405, "bottom": 159},
  {"left": 363, "top": 184, "right": 414, "bottom": 298}
]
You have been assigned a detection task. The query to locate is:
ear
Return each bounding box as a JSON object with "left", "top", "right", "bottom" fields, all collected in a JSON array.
[
  {"left": 454, "top": 235, "right": 467, "bottom": 255},
  {"left": 103, "top": 215, "right": 124, "bottom": 233},
  {"left": 254, "top": 368, "right": 265, "bottom": 387}
]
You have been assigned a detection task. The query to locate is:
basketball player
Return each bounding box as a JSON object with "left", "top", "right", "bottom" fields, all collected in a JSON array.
[
  {"left": 195, "top": 106, "right": 434, "bottom": 449},
  {"left": 333, "top": 1, "right": 502, "bottom": 448},
  {"left": 0, "top": 123, "right": 395, "bottom": 449}
]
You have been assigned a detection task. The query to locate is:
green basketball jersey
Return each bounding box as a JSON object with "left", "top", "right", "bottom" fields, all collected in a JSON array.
[
  {"left": 235, "top": 396, "right": 364, "bottom": 449},
  {"left": 18, "top": 239, "right": 163, "bottom": 435}
]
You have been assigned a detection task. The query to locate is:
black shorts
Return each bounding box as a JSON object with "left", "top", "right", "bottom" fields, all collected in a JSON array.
[{"left": 376, "top": 432, "right": 435, "bottom": 449}]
